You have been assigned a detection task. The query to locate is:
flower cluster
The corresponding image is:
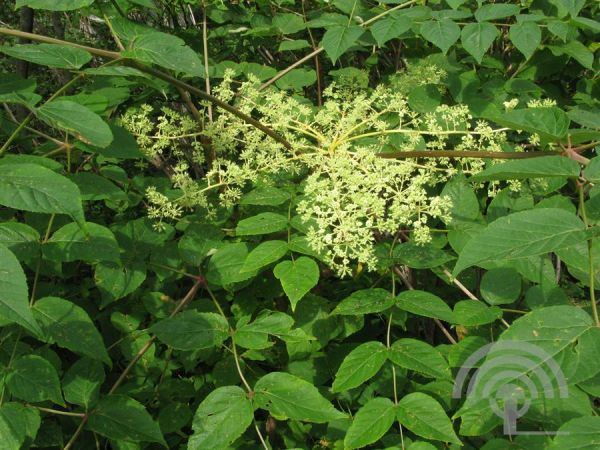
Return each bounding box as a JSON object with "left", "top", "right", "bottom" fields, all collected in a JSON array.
[{"left": 125, "top": 64, "right": 514, "bottom": 276}]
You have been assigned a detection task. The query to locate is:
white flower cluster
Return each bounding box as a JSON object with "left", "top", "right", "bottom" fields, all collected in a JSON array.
[{"left": 124, "top": 64, "right": 513, "bottom": 276}]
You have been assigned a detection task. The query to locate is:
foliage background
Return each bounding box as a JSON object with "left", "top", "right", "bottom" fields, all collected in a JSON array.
[{"left": 0, "top": 0, "right": 599, "bottom": 449}]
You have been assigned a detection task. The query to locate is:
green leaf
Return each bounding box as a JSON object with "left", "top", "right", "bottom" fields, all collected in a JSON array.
[
  {"left": 6, "top": 355, "right": 63, "bottom": 405},
  {"left": 453, "top": 208, "right": 588, "bottom": 274},
  {"left": 0, "top": 43, "right": 91, "bottom": 69},
  {"left": 585, "top": 157, "right": 600, "bottom": 183},
  {"left": 32, "top": 296, "right": 110, "bottom": 365},
  {"left": 254, "top": 372, "right": 346, "bottom": 423},
  {"left": 393, "top": 242, "right": 454, "bottom": 268},
  {"left": 178, "top": 223, "right": 223, "bottom": 266},
  {"left": 236, "top": 212, "right": 288, "bottom": 236},
  {"left": 460, "top": 22, "right": 498, "bottom": 63},
  {"left": 68, "top": 173, "right": 128, "bottom": 202},
  {"left": 420, "top": 19, "right": 460, "bottom": 54},
  {"left": 370, "top": 14, "right": 411, "bottom": 46},
  {"left": 344, "top": 397, "right": 396, "bottom": 449},
  {"left": 549, "top": 416, "right": 600, "bottom": 449},
  {"left": 474, "top": 4, "right": 519, "bottom": 22},
  {"left": 388, "top": 338, "right": 451, "bottom": 379},
  {"left": 395, "top": 290, "right": 455, "bottom": 323},
  {"left": 89, "top": 124, "right": 144, "bottom": 159},
  {"left": 235, "top": 311, "right": 294, "bottom": 350},
  {"left": 332, "top": 288, "right": 394, "bottom": 315},
  {"left": 62, "top": 358, "right": 105, "bottom": 410},
  {"left": 0, "top": 163, "right": 85, "bottom": 227},
  {"left": 572, "top": 17, "right": 600, "bottom": 33},
  {"left": 15, "top": 0, "right": 95, "bottom": 10},
  {"left": 0, "top": 244, "right": 41, "bottom": 336},
  {"left": 452, "top": 301, "right": 502, "bottom": 326},
  {"left": 275, "top": 68, "right": 317, "bottom": 90},
  {"left": 397, "top": 393, "right": 461, "bottom": 445},
  {"left": 479, "top": 268, "right": 521, "bottom": 305},
  {"left": 562, "top": 0, "right": 586, "bottom": 17},
  {"left": 188, "top": 386, "right": 254, "bottom": 450},
  {"left": 321, "top": 25, "right": 364, "bottom": 62},
  {"left": 440, "top": 175, "right": 480, "bottom": 224},
  {"left": 498, "top": 305, "right": 596, "bottom": 383},
  {"left": 548, "top": 41, "right": 594, "bottom": 69},
  {"left": 274, "top": 257, "right": 319, "bottom": 311},
  {"left": 44, "top": 222, "right": 120, "bottom": 263},
  {"left": 332, "top": 341, "right": 388, "bottom": 392},
  {"left": 0, "top": 222, "right": 40, "bottom": 260},
  {"left": 509, "top": 21, "right": 541, "bottom": 60},
  {"left": 206, "top": 243, "right": 254, "bottom": 287},
  {"left": 150, "top": 310, "right": 229, "bottom": 350},
  {"left": 490, "top": 107, "right": 570, "bottom": 141},
  {"left": 121, "top": 31, "right": 204, "bottom": 77},
  {"left": 278, "top": 39, "right": 311, "bottom": 52},
  {"left": 273, "top": 13, "right": 306, "bottom": 34},
  {"left": 0, "top": 73, "right": 40, "bottom": 106},
  {"left": 87, "top": 395, "right": 166, "bottom": 446},
  {"left": 456, "top": 306, "right": 597, "bottom": 426},
  {"left": 240, "top": 186, "right": 290, "bottom": 206},
  {"left": 470, "top": 156, "right": 580, "bottom": 182},
  {"left": 241, "top": 240, "right": 288, "bottom": 273},
  {"left": 94, "top": 261, "right": 146, "bottom": 302},
  {"left": 37, "top": 100, "right": 113, "bottom": 148},
  {"left": 0, "top": 402, "right": 40, "bottom": 450}
]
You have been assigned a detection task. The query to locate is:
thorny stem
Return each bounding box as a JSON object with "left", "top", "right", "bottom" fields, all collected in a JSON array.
[
  {"left": 578, "top": 182, "right": 600, "bottom": 327},
  {"left": 63, "top": 279, "right": 203, "bottom": 450}
]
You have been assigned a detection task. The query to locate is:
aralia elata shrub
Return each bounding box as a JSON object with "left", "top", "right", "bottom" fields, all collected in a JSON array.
[{"left": 0, "top": 0, "right": 599, "bottom": 449}]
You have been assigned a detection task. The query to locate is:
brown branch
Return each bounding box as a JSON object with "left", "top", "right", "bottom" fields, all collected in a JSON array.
[
  {"left": 0, "top": 27, "right": 293, "bottom": 151},
  {"left": 378, "top": 150, "right": 563, "bottom": 159},
  {"left": 62, "top": 279, "right": 203, "bottom": 450}
]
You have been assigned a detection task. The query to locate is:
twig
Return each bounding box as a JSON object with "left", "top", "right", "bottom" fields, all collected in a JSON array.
[
  {"left": 258, "top": 0, "right": 420, "bottom": 91},
  {"left": 441, "top": 268, "right": 511, "bottom": 328},
  {"left": 393, "top": 266, "right": 458, "bottom": 344},
  {"left": 62, "top": 279, "right": 203, "bottom": 450},
  {"left": 0, "top": 27, "right": 293, "bottom": 151}
]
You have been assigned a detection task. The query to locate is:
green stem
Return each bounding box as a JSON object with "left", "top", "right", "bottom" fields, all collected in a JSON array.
[
  {"left": 0, "top": 115, "right": 32, "bottom": 155},
  {"left": 258, "top": 0, "right": 419, "bottom": 91},
  {"left": 578, "top": 183, "right": 600, "bottom": 327},
  {"left": 1, "top": 60, "right": 116, "bottom": 155}
]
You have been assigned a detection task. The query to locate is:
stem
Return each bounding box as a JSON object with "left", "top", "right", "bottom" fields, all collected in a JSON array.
[
  {"left": 63, "top": 280, "right": 202, "bottom": 450},
  {"left": 386, "top": 312, "right": 398, "bottom": 404},
  {"left": 0, "top": 27, "right": 120, "bottom": 58},
  {"left": 0, "top": 27, "right": 292, "bottom": 151},
  {"left": 0, "top": 115, "right": 32, "bottom": 155},
  {"left": 393, "top": 266, "right": 458, "bottom": 344},
  {"left": 1, "top": 60, "right": 115, "bottom": 154},
  {"left": 258, "top": 0, "right": 419, "bottom": 91},
  {"left": 201, "top": 1, "right": 213, "bottom": 122},
  {"left": 442, "top": 268, "right": 511, "bottom": 328},
  {"left": 204, "top": 285, "right": 268, "bottom": 449},
  {"left": 378, "top": 150, "right": 562, "bottom": 160},
  {"left": 578, "top": 183, "right": 600, "bottom": 327},
  {"left": 31, "top": 406, "right": 86, "bottom": 417}
]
